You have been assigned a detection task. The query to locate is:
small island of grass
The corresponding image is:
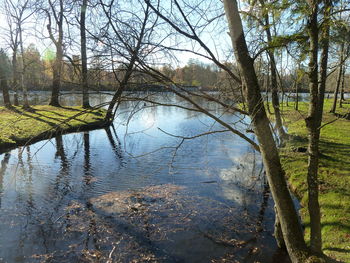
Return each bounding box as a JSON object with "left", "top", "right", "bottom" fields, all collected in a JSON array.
[{"left": 0, "top": 105, "right": 107, "bottom": 153}]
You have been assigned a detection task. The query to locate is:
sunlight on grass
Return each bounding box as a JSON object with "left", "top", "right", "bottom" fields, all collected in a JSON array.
[{"left": 277, "top": 100, "right": 350, "bottom": 262}]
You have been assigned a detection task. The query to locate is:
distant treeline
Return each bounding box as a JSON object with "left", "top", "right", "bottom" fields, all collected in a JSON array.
[{"left": 0, "top": 47, "right": 347, "bottom": 94}]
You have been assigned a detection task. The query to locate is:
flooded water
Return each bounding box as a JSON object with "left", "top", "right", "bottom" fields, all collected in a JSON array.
[{"left": 0, "top": 92, "right": 290, "bottom": 262}]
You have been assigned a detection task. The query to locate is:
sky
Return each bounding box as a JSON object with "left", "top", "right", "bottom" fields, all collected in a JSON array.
[
  {"left": 0, "top": 0, "right": 232, "bottom": 67},
  {"left": 0, "top": 7, "right": 209, "bottom": 67}
]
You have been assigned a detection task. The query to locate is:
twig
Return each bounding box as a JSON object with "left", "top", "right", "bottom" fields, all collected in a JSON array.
[{"left": 106, "top": 246, "right": 116, "bottom": 263}]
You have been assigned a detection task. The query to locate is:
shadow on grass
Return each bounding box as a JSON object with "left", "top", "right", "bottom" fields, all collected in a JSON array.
[
  {"left": 303, "top": 221, "right": 350, "bottom": 233},
  {"left": 9, "top": 107, "right": 58, "bottom": 127},
  {"left": 8, "top": 106, "right": 101, "bottom": 128},
  {"left": 324, "top": 247, "right": 350, "bottom": 254}
]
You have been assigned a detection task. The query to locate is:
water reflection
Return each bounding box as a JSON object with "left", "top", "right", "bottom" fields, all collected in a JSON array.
[
  {"left": 0, "top": 93, "right": 290, "bottom": 262},
  {"left": 0, "top": 153, "right": 10, "bottom": 207}
]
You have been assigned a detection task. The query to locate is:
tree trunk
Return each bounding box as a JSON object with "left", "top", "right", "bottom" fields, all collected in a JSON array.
[
  {"left": 0, "top": 53, "right": 11, "bottom": 107},
  {"left": 19, "top": 24, "right": 30, "bottom": 109},
  {"left": 1, "top": 74, "right": 11, "bottom": 108},
  {"left": 103, "top": 4, "right": 149, "bottom": 123},
  {"left": 104, "top": 61, "right": 136, "bottom": 123},
  {"left": 295, "top": 80, "right": 299, "bottom": 111},
  {"left": 49, "top": 0, "right": 64, "bottom": 107},
  {"left": 339, "top": 54, "right": 346, "bottom": 108},
  {"left": 81, "top": 0, "right": 91, "bottom": 108},
  {"left": 274, "top": 205, "right": 286, "bottom": 249},
  {"left": 265, "top": 73, "right": 272, "bottom": 114},
  {"left": 330, "top": 43, "right": 344, "bottom": 114},
  {"left": 49, "top": 54, "right": 62, "bottom": 107},
  {"left": 12, "top": 51, "right": 19, "bottom": 106},
  {"left": 259, "top": 0, "right": 287, "bottom": 140},
  {"left": 223, "top": 1, "right": 309, "bottom": 261},
  {"left": 305, "top": 0, "right": 331, "bottom": 254}
]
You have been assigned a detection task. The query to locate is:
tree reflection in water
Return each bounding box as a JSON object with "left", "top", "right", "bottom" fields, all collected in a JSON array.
[{"left": 0, "top": 94, "right": 291, "bottom": 262}]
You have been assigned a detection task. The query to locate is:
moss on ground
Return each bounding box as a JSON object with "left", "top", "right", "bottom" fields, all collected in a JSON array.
[
  {"left": 0, "top": 105, "right": 106, "bottom": 152},
  {"left": 276, "top": 99, "right": 350, "bottom": 262}
]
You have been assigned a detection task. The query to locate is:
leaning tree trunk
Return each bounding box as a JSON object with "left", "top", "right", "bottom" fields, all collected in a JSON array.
[
  {"left": 80, "top": 0, "right": 91, "bottom": 108},
  {"left": 223, "top": 1, "right": 309, "bottom": 262},
  {"left": 330, "top": 43, "right": 344, "bottom": 114},
  {"left": 104, "top": 62, "right": 135, "bottom": 123}
]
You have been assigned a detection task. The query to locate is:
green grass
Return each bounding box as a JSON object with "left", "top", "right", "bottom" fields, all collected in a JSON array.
[
  {"left": 276, "top": 99, "right": 350, "bottom": 262},
  {"left": 0, "top": 105, "right": 106, "bottom": 151}
]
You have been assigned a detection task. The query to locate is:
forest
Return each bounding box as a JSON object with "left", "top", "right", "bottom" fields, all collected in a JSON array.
[{"left": 0, "top": 0, "right": 349, "bottom": 263}]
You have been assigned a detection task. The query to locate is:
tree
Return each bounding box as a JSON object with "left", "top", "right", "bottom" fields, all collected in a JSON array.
[
  {"left": 23, "top": 44, "right": 45, "bottom": 90},
  {"left": 92, "top": 0, "right": 153, "bottom": 123},
  {"left": 138, "top": 0, "right": 342, "bottom": 261},
  {"left": 44, "top": 0, "right": 65, "bottom": 107},
  {"left": 2, "top": 0, "right": 35, "bottom": 109},
  {"left": 2, "top": 0, "right": 28, "bottom": 106},
  {"left": 305, "top": 0, "right": 340, "bottom": 253},
  {"left": 222, "top": 0, "right": 309, "bottom": 261},
  {"left": 248, "top": 0, "right": 288, "bottom": 139},
  {"left": 0, "top": 49, "right": 12, "bottom": 107},
  {"left": 330, "top": 43, "right": 345, "bottom": 113}
]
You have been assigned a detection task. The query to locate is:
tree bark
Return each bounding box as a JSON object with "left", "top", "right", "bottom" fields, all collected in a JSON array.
[
  {"left": 305, "top": 0, "right": 331, "bottom": 254},
  {"left": 223, "top": 1, "right": 309, "bottom": 262},
  {"left": 0, "top": 50, "right": 11, "bottom": 107},
  {"left": 50, "top": 50, "right": 62, "bottom": 107},
  {"left": 19, "top": 23, "right": 30, "bottom": 109},
  {"left": 0, "top": 72, "right": 11, "bottom": 108},
  {"left": 48, "top": 0, "right": 64, "bottom": 107},
  {"left": 339, "top": 62, "right": 345, "bottom": 108},
  {"left": 274, "top": 205, "right": 286, "bottom": 249},
  {"left": 295, "top": 80, "right": 300, "bottom": 111},
  {"left": 330, "top": 43, "right": 344, "bottom": 114},
  {"left": 12, "top": 51, "right": 19, "bottom": 106},
  {"left": 80, "top": 0, "right": 90, "bottom": 108},
  {"left": 265, "top": 73, "right": 272, "bottom": 114}
]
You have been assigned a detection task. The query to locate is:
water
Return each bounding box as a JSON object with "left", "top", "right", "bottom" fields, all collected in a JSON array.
[{"left": 0, "top": 92, "right": 290, "bottom": 262}]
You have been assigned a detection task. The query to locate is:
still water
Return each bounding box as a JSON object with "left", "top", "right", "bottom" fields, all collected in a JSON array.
[{"left": 0, "top": 92, "right": 290, "bottom": 262}]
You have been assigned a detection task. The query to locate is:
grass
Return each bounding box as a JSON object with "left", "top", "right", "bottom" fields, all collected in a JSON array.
[
  {"left": 0, "top": 105, "right": 106, "bottom": 152},
  {"left": 275, "top": 99, "right": 350, "bottom": 262}
]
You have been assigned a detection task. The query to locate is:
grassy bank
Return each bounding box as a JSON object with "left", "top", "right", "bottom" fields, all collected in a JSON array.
[
  {"left": 277, "top": 100, "right": 350, "bottom": 262},
  {"left": 0, "top": 105, "right": 106, "bottom": 152}
]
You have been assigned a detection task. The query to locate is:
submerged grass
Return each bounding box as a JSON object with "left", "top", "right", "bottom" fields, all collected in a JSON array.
[
  {"left": 276, "top": 99, "right": 350, "bottom": 262},
  {"left": 0, "top": 105, "right": 106, "bottom": 152}
]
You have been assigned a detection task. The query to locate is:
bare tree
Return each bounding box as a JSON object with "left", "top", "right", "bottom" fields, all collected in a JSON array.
[
  {"left": 2, "top": 0, "right": 35, "bottom": 107},
  {"left": 43, "top": 0, "right": 65, "bottom": 107},
  {"left": 90, "top": 0, "right": 155, "bottom": 123}
]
